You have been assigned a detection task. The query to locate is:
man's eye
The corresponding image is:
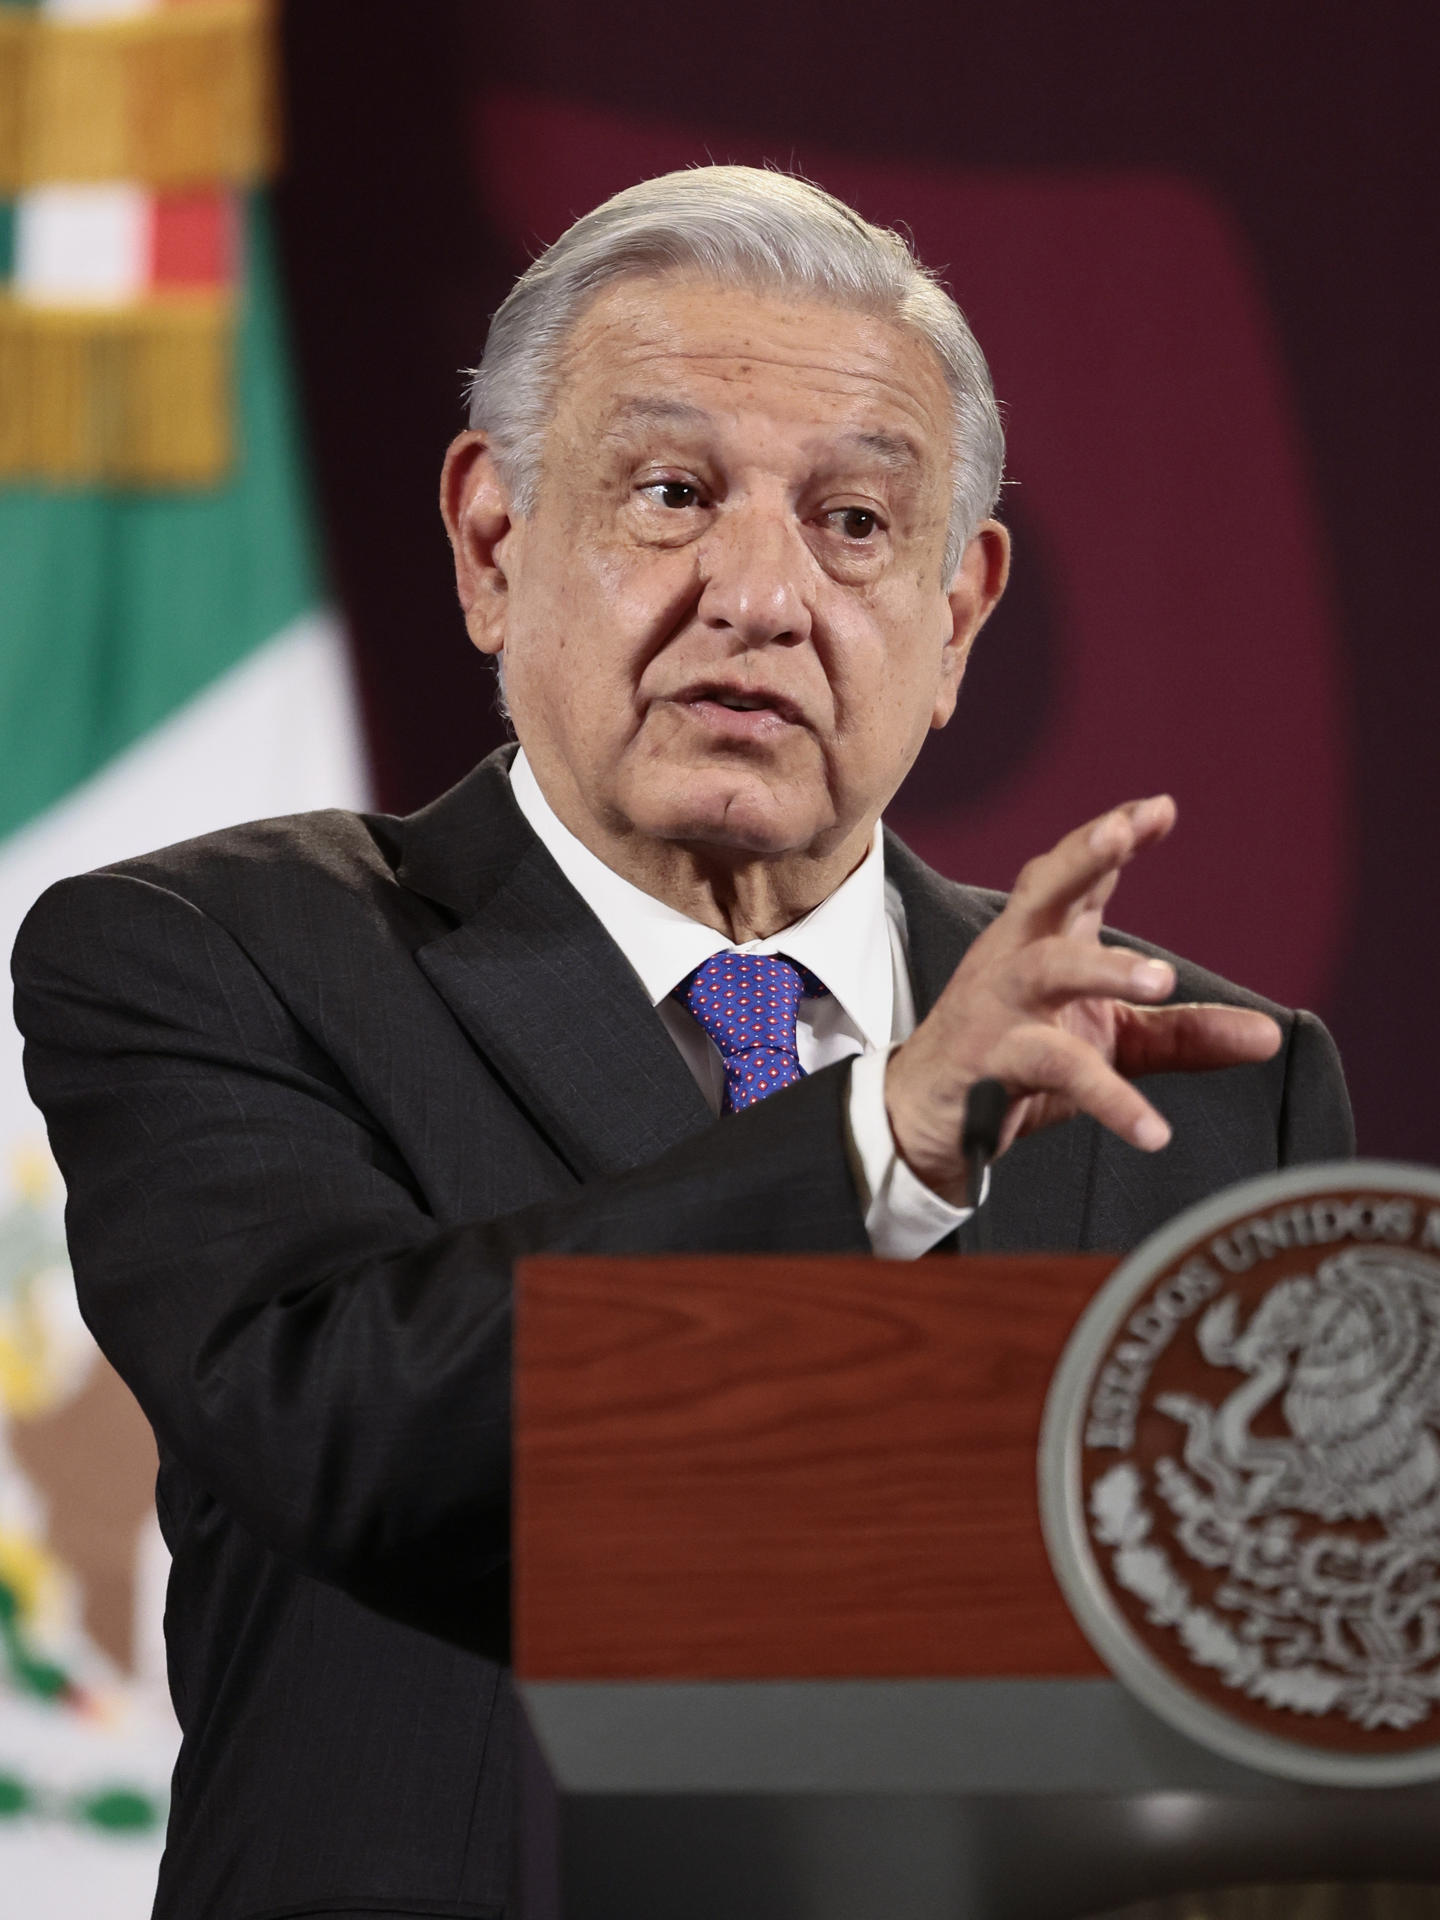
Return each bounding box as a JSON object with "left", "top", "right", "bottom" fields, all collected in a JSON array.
[
  {"left": 641, "top": 481, "right": 702, "bottom": 510},
  {"left": 828, "top": 507, "right": 881, "bottom": 540}
]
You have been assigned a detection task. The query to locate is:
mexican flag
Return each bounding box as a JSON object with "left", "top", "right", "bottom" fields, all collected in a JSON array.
[{"left": 0, "top": 1, "right": 367, "bottom": 1907}]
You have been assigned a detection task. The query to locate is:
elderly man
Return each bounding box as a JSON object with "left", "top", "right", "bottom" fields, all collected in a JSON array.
[{"left": 13, "top": 168, "right": 1350, "bottom": 1919}]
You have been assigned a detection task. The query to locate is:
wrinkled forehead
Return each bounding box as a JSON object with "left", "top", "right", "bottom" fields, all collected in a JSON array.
[{"left": 549, "top": 270, "right": 954, "bottom": 467}]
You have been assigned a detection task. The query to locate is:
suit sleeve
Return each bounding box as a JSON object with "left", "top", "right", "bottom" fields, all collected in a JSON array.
[
  {"left": 1278, "top": 1007, "right": 1356, "bottom": 1165},
  {"left": 12, "top": 870, "right": 868, "bottom": 1645}
]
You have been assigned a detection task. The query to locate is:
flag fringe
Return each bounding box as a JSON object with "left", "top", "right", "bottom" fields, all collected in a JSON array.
[
  {"left": 0, "top": 1, "right": 275, "bottom": 193},
  {"left": 0, "top": 295, "right": 233, "bottom": 486}
]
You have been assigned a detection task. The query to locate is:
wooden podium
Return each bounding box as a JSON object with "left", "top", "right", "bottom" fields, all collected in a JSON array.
[{"left": 512, "top": 1255, "right": 1440, "bottom": 1919}]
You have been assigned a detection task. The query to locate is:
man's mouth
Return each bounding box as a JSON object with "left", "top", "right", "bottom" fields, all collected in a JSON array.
[{"left": 666, "top": 684, "right": 806, "bottom": 737}]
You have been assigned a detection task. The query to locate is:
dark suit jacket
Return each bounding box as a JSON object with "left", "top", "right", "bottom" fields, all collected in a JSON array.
[{"left": 11, "top": 747, "right": 1353, "bottom": 1920}]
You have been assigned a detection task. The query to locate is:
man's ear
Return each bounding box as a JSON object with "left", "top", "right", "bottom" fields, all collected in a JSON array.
[
  {"left": 931, "top": 518, "right": 1011, "bottom": 729},
  {"left": 439, "top": 431, "right": 520, "bottom": 659}
]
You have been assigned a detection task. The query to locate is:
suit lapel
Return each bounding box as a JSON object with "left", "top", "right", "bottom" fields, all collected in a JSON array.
[
  {"left": 397, "top": 751, "right": 713, "bottom": 1182},
  {"left": 882, "top": 831, "right": 1104, "bottom": 1254}
]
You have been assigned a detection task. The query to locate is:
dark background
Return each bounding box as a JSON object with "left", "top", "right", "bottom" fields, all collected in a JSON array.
[{"left": 271, "top": 1, "right": 1440, "bottom": 1164}]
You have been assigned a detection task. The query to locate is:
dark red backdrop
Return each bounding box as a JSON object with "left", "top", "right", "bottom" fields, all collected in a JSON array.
[{"left": 271, "top": 1, "right": 1440, "bottom": 1164}]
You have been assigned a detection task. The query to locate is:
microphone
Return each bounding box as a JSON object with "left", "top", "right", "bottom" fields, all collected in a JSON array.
[{"left": 960, "top": 1077, "right": 1008, "bottom": 1212}]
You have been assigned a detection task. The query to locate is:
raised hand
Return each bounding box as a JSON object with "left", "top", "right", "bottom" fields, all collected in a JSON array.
[{"left": 884, "top": 796, "right": 1282, "bottom": 1204}]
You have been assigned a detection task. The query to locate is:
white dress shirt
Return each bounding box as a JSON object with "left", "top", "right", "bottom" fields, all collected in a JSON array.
[{"left": 508, "top": 752, "right": 971, "bottom": 1257}]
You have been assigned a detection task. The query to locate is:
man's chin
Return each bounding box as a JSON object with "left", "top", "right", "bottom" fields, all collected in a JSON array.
[{"left": 620, "top": 771, "right": 834, "bottom": 859}]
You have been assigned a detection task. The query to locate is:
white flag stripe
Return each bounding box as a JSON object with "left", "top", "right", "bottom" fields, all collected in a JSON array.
[{"left": 1, "top": 611, "right": 370, "bottom": 1156}]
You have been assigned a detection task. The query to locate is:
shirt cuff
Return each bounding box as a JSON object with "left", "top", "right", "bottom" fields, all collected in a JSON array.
[{"left": 844, "top": 1047, "right": 980, "bottom": 1258}]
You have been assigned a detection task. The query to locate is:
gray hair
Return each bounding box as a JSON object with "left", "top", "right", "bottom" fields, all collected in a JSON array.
[{"left": 465, "top": 165, "right": 1004, "bottom": 581}]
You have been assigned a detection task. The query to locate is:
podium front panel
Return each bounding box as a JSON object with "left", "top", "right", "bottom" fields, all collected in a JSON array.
[{"left": 514, "top": 1253, "right": 1114, "bottom": 1680}]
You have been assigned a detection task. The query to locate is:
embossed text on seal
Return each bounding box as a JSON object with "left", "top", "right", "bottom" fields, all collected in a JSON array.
[{"left": 1040, "top": 1161, "right": 1440, "bottom": 1785}]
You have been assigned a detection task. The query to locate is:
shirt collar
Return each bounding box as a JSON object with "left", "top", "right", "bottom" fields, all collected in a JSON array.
[{"left": 508, "top": 749, "right": 893, "bottom": 1050}]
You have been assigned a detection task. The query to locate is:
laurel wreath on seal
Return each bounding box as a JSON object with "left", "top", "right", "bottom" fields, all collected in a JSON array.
[{"left": 1087, "top": 1245, "right": 1440, "bottom": 1735}]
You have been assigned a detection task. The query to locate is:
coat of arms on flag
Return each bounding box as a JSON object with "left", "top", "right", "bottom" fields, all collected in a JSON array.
[{"left": 0, "top": 3, "right": 367, "bottom": 1908}]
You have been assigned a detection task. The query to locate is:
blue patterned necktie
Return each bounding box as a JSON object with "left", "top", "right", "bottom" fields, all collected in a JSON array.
[{"left": 679, "top": 952, "right": 829, "bottom": 1112}]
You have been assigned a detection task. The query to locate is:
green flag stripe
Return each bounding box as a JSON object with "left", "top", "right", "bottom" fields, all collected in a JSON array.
[
  {"left": 0, "top": 202, "right": 12, "bottom": 281},
  {"left": 0, "top": 196, "right": 323, "bottom": 844}
]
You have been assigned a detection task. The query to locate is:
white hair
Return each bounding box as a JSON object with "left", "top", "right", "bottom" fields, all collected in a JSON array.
[{"left": 465, "top": 165, "right": 1004, "bottom": 581}]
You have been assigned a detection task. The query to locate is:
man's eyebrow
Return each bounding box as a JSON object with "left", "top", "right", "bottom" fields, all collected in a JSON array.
[
  {"left": 828, "top": 428, "right": 926, "bottom": 472},
  {"left": 598, "top": 402, "right": 926, "bottom": 473},
  {"left": 601, "top": 396, "right": 713, "bottom": 436}
]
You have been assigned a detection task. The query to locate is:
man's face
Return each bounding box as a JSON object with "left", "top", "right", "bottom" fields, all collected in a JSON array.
[{"left": 445, "top": 273, "right": 1007, "bottom": 873}]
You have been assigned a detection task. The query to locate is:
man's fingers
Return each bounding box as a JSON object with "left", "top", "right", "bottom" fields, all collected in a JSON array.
[
  {"left": 1114, "top": 1002, "right": 1283, "bottom": 1077},
  {"left": 996, "top": 795, "right": 1177, "bottom": 949},
  {"left": 900, "top": 798, "right": 1272, "bottom": 1177},
  {"left": 997, "top": 1025, "right": 1172, "bottom": 1152},
  {"left": 1067, "top": 874, "right": 1120, "bottom": 939},
  {"left": 1089, "top": 793, "right": 1177, "bottom": 857},
  {"left": 1001, "top": 938, "right": 1175, "bottom": 1012}
]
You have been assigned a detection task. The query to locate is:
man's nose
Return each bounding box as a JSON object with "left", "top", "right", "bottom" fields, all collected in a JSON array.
[{"left": 694, "top": 503, "right": 812, "bottom": 646}]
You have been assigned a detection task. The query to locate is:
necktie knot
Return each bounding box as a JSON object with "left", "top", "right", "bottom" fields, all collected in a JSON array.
[{"left": 679, "top": 952, "right": 828, "bottom": 1112}]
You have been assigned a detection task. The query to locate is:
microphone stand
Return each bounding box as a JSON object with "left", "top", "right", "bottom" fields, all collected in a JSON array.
[{"left": 960, "top": 1077, "right": 1008, "bottom": 1214}]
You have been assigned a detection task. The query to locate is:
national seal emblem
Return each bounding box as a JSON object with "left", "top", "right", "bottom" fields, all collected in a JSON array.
[{"left": 1040, "top": 1161, "right": 1440, "bottom": 1784}]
